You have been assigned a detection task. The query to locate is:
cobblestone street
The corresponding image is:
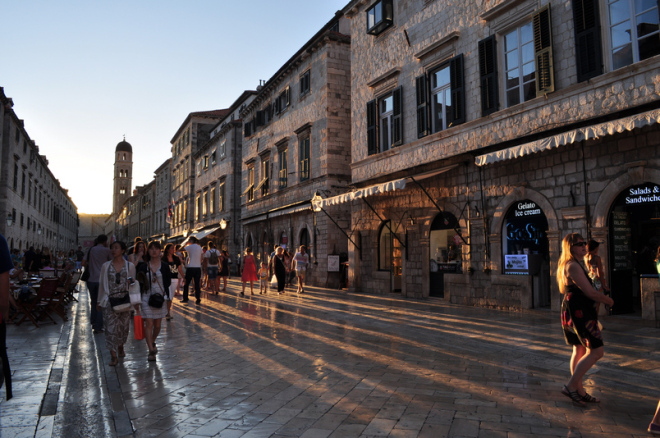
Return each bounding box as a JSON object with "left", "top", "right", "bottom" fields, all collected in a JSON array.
[{"left": 2, "top": 280, "right": 659, "bottom": 437}]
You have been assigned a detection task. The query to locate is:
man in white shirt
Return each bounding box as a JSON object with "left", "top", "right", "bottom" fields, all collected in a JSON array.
[
  {"left": 204, "top": 241, "right": 221, "bottom": 295},
  {"left": 182, "top": 236, "right": 203, "bottom": 304}
]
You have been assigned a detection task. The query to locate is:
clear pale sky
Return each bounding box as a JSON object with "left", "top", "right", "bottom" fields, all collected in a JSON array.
[{"left": 2, "top": 0, "right": 349, "bottom": 214}]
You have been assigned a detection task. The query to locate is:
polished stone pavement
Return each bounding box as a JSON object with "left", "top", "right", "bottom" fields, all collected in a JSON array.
[{"left": 1, "top": 279, "right": 659, "bottom": 437}]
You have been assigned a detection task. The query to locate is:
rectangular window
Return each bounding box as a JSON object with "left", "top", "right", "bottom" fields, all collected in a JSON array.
[
  {"left": 203, "top": 190, "right": 208, "bottom": 216},
  {"left": 247, "top": 166, "right": 255, "bottom": 202},
  {"left": 260, "top": 158, "right": 270, "bottom": 196},
  {"left": 13, "top": 162, "right": 18, "bottom": 191},
  {"left": 608, "top": 0, "right": 660, "bottom": 70},
  {"left": 28, "top": 180, "right": 32, "bottom": 204},
  {"left": 504, "top": 22, "right": 536, "bottom": 107},
  {"left": 196, "top": 194, "right": 201, "bottom": 220},
  {"left": 197, "top": 161, "right": 202, "bottom": 175},
  {"left": 300, "top": 70, "right": 311, "bottom": 96},
  {"left": 219, "top": 182, "right": 225, "bottom": 212},
  {"left": 210, "top": 187, "right": 215, "bottom": 214},
  {"left": 275, "top": 87, "right": 291, "bottom": 114},
  {"left": 367, "top": 0, "right": 393, "bottom": 35},
  {"left": 203, "top": 155, "right": 209, "bottom": 170},
  {"left": 211, "top": 150, "right": 216, "bottom": 165},
  {"left": 299, "top": 137, "right": 310, "bottom": 182},
  {"left": 220, "top": 140, "right": 227, "bottom": 158},
  {"left": 20, "top": 213, "right": 24, "bottom": 227},
  {"left": 367, "top": 86, "right": 402, "bottom": 155},
  {"left": 279, "top": 149, "right": 288, "bottom": 188}
]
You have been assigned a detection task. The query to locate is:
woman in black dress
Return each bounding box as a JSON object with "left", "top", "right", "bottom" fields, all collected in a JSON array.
[
  {"left": 557, "top": 233, "right": 614, "bottom": 406},
  {"left": 270, "top": 247, "right": 287, "bottom": 295}
]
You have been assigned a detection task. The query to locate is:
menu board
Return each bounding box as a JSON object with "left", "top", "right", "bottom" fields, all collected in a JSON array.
[
  {"left": 611, "top": 211, "right": 632, "bottom": 270},
  {"left": 327, "top": 255, "right": 340, "bottom": 272}
]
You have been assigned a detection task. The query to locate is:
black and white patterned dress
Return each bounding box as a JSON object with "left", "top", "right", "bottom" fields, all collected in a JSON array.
[{"left": 102, "top": 264, "right": 131, "bottom": 353}]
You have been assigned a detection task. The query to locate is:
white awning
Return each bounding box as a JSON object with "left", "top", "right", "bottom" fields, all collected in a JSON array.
[
  {"left": 318, "top": 178, "right": 407, "bottom": 209},
  {"left": 316, "top": 164, "right": 459, "bottom": 209},
  {"left": 182, "top": 226, "right": 221, "bottom": 245},
  {"left": 475, "top": 108, "right": 660, "bottom": 166}
]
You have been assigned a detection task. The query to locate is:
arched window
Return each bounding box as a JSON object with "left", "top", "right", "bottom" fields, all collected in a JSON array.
[{"left": 378, "top": 221, "right": 392, "bottom": 271}]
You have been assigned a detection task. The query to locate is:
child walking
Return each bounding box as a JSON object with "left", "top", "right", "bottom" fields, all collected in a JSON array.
[{"left": 258, "top": 262, "right": 269, "bottom": 294}]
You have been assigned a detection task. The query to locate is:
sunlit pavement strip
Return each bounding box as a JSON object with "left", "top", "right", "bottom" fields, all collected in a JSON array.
[{"left": 2, "top": 280, "right": 660, "bottom": 437}]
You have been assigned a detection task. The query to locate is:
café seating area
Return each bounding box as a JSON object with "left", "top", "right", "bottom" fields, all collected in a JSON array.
[{"left": 8, "top": 270, "right": 82, "bottom": 328}]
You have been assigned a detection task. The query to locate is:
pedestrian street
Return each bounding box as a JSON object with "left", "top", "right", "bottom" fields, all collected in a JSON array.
[{"left": 2, "top": 280, "right": 660, "bottom": 437}]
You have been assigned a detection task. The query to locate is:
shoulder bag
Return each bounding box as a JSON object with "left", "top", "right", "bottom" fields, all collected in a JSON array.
[
  {"left": 108, "top": 262, "right": 132, "bottom": 313},
  {"left": 147, "top": 266, "right": 165, "bottom": 309}
]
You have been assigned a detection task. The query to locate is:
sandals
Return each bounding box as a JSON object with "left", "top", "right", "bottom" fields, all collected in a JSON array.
[
  {"left": 148, "top": 353, "right": 156, "bottom": 361},
  {"left": 580, "top": 392, "right": 600, "bottom": 403},
  {"left": 561, "top": 385, "right": 586, "bottom": 406}
]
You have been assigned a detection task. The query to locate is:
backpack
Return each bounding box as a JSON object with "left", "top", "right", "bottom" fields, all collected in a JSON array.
[{"left": 209, "top": 250, "right": 219, "bottom": 265}]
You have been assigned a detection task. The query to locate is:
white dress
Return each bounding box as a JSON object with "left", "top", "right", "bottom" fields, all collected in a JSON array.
[{"left": 141, "top": 266, "right": 168, "bottom": 320}]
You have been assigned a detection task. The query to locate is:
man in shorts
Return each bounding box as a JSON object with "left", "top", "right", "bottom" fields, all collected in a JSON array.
[{"left": 291, "top": 245, "right": 309, "bottom": 294}]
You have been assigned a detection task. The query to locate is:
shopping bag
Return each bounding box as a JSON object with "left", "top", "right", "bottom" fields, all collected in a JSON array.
[{"left": 134, "top": 314, "right": 144, "bottom": 340}]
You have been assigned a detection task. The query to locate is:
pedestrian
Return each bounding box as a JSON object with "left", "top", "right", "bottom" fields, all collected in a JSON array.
[
  {"left": 0, "top": 233, "right": 14, "bottom": 399},
  {"left": 84, "top": 235, "right": 112, "bottom": 334},
  {"left": 201, "top": 244, "right": 209, "bottom": 290},
  {"left": 220, "top": 250, "right": 230, "bottom": 292},
  {"left": 182, "top": 236, "right": 203, "bottom": 304},
  {"left": 163, "top": 243, "right": 184, "bottom": 320},
  {"left": 204, "top": 242, "right": 221, "bottom": 295},
  {"left": 75, "top": 246, "right": 85, "bottom": 271},
  {"left": 128, "top": 241, "right": 147, "bottom": 271},
  {"left": 96, "top": 241, "right": 136, "bottom": 366},
  {"left": 136, "top": 241, "right": 171, "bottom": 361},
  {"left": 258, "top": 262, "right": 269, "bottom": 294},
  {"left": 23, "top": 246, "right": 36, "bottom": 273},
  {"left": 283, "top": 249, "right": 292, "bottom": 286},
  {"left": 649, "top": 401, "right": 660, "bottom": 434},
  {"left": 291, "top": 245, "right": 309, "bottom": 294},
  {"left": 240, "top": 248, "right": 258, "bottom": 296},
  {"left": 558, "top": 233, "right": 614, "bottom": 406},
  {"left": 270, "top": 247, "right": 287, "bottom": 295}
]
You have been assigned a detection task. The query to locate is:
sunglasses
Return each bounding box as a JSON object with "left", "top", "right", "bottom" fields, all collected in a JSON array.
[{"left": 572, "top": 241, "right": 587, "bottom": 247}]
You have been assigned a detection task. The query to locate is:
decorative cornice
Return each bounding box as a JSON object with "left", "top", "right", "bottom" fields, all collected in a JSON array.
[
  {"left": 414, "top": 31, "right": 460, "bottom": 60},
  {"left": 367, "top": 68, "right": 401, "bottom": 88}
]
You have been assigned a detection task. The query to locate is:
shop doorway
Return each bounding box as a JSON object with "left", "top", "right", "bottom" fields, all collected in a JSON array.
[
  {"left": 501, "top": 200, "right": 551, "bottom": 308},
  {"left": 378, "top": 220, "right": 402, "bottom": 292},
  {"left": 429, "top": 212, "right": 461, "bottom": 297},
  {"left": 608, "top": 183, "right": 660, "bottom": 315}
]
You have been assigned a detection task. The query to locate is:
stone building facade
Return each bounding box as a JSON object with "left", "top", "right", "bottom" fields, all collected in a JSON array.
[
  {"left": 239, "top": 13, "right": 352, "bottom": 286},
  {"left": 0, "top": 87, "right": 78, "bottom": 253},
  {"left": 191, "top": 91, "right": 256, "bottom": 260},
  {"left": 335, "top": 0, "right": 660, "bottom": 314},
  {"left": 170, "top": 109, "right": 229, "bottom": 241},
  {"left": 152, "top": 158, "right": 171, "bottom": 241}
]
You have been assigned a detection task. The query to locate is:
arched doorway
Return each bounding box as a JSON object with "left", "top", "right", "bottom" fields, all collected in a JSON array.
[
  {"left": 429, "top": 212, "right": 460, "bottom": 297},
  {"left": 502, "top": 199, "right": 550, "bottom": 308},
  {"left": 608, "top": 182, "right": 660, "bottom": 314},
  {"left": 378, "top": 220, "right": 403, "bottom": 292},
  {"left": 299, "top": 227, "right": 310, "bottom": 251}
]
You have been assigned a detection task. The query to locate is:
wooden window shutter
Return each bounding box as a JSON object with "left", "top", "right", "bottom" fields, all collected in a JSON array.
[
  {"left": 392, "top": 86, "right": 403, "bottom": 146},
  {"left": 449, "top": 54, "right": 466, "bottom": 126},
  {"left": 367, "top": 99, "right": 378, "bottom": 155},
  {"left": 415, "top": 75, "right": 429, "bottom": 138},
  {"left": 533, "top": 5, "right": 555, "bottom": 95},
  {"left": 478, "top": 35, "right": 499, "bottom": 117},
  {"left": 572, "top": 0, "right": 603, "bottom": 82}
]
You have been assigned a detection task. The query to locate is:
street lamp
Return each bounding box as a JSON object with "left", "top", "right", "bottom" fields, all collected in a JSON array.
[
  {"left": 37, "top": 225, "right": 42, "bottom": 235},
  {"left": 311, "top": 193, "right": 323, "bottom": 213},
  {"left": 6, "top": 213, "right": 13, "bottom": 227},
  {"left": 220, "top": 218, "right": 228, "bottom": 230}
]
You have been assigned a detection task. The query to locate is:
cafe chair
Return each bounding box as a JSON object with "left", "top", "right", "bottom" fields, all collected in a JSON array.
[
  {"left": 16, "top": 278, "right": 59, "bottom": 327},
  {"left": 39, "top": 269, "right": 57, "bottom": 278},
  {"left": 65, "top": 271, "right": 81, "bottom": 303}
]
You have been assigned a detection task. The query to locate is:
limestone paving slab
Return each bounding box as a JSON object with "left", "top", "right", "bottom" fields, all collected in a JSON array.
[{"left": 2, "top": 278, "right": 660, "bottom": 437}]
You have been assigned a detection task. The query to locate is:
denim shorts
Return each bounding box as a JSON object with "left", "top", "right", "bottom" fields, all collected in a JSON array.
[{"left": 207, "top": 266, "right": 219, "bottom": 279}]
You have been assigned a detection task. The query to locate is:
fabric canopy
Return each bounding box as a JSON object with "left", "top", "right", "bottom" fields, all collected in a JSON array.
[
  {"left": 475, "top": 108, "right": 660, "bottom": 166},
  {"left": 318, "top": 178, "right": 407, "bottom": 209},
  {"left": 181, "top": 226, "right": 221, "bottom": 245}
]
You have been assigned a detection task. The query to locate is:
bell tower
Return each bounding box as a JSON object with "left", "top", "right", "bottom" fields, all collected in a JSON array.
[{"left": 113, "top": 137, "right": 133, "bottom": 215}]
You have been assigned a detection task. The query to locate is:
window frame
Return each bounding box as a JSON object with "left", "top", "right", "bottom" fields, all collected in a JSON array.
[
  {"left": 299, "top": 136, "right": 310, "bottom": 182},
  {"left": 367, "top": 86, "right": 403, "bottom": 155},
  {"left": 367, "top": 0, "right": 394, "bottom": 35},
  {"left": 605, "top": 0, "right": 660, "bottom": 70},
  {"left": 300, "top": 70, "right": 311, "bottom": 97},
  {"left": 247, "top": 165, "right": 255, "bottom": 203},
  {"left": 279, "top": 148, "right": 288, "bottom": 189}
]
